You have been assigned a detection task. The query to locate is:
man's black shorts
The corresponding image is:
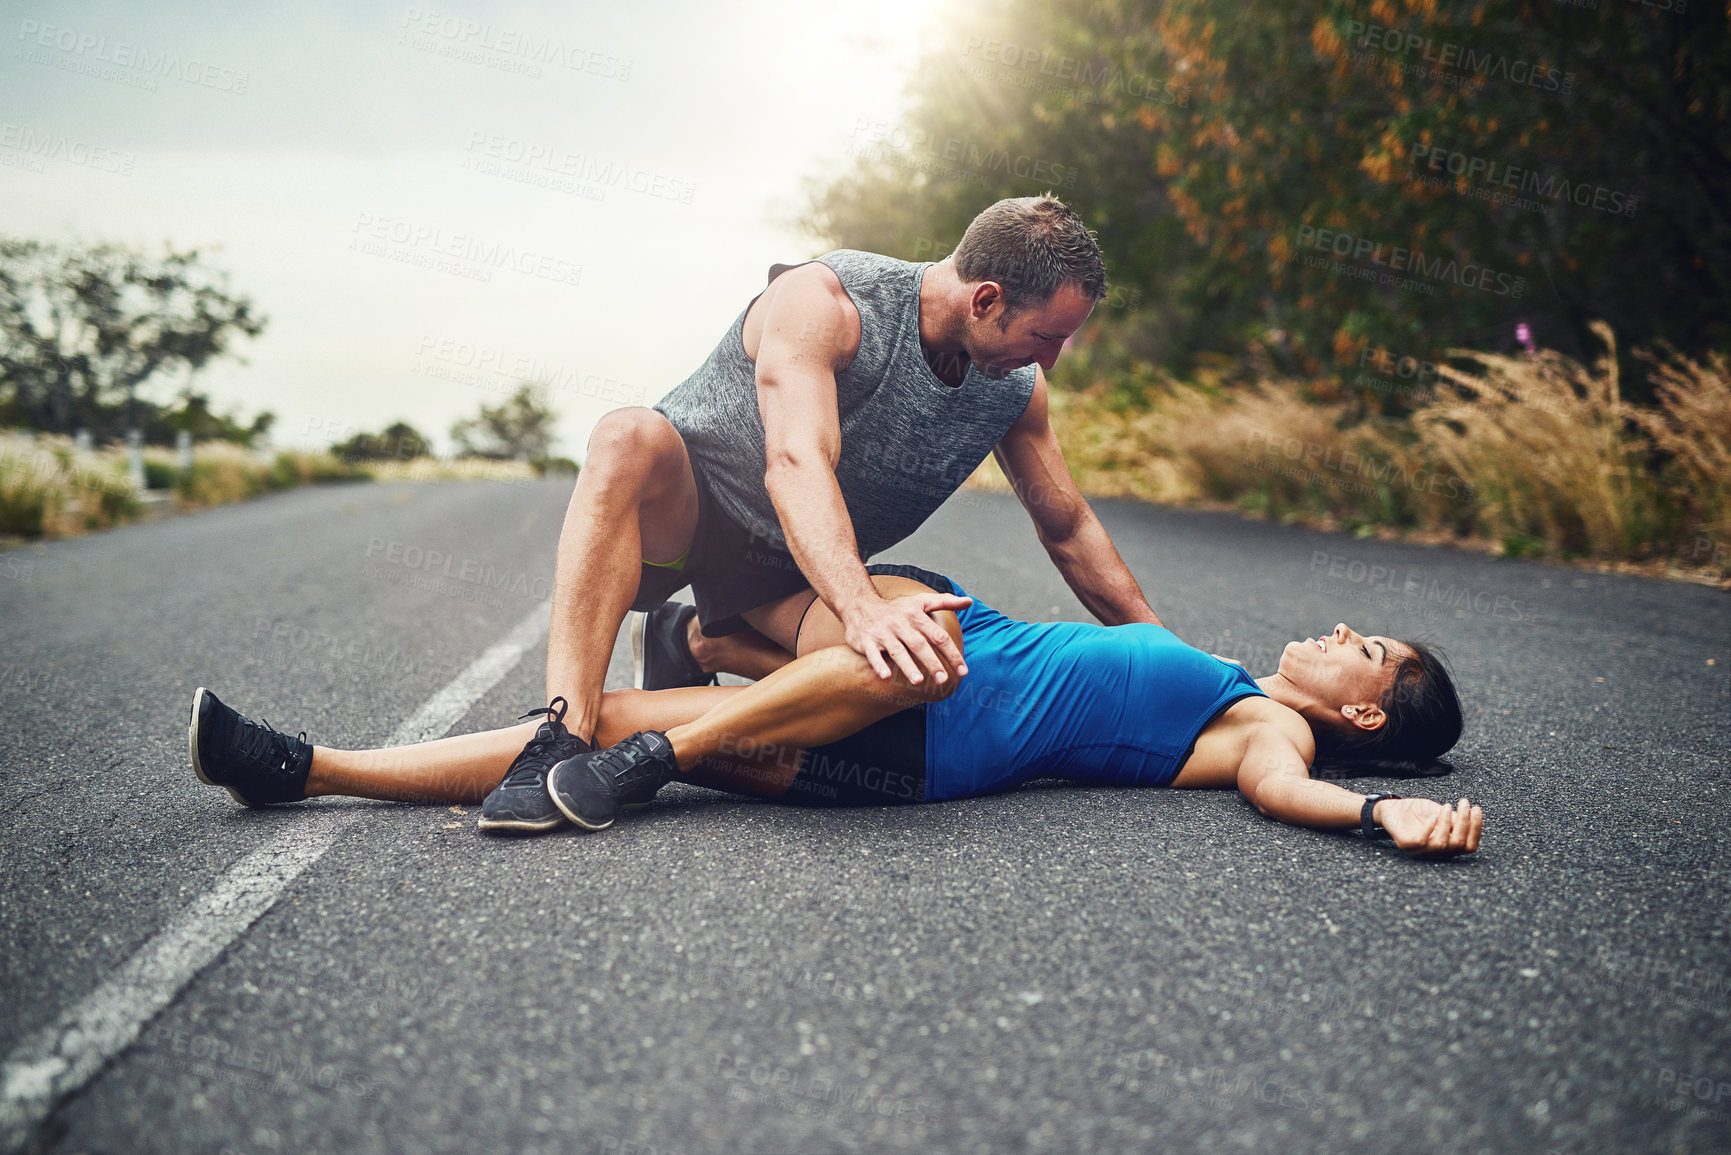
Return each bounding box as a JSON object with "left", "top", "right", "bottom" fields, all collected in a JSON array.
[{"left": 630, "top": 452, "right": 817, "bottom": 637}]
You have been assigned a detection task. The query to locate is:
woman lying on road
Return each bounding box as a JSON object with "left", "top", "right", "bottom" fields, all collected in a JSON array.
[{"left": 188, "top": 565, "right": 1481, "bottom": 858}]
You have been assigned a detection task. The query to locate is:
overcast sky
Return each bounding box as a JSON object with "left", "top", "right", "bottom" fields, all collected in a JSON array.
[{"left": 0, "top": 0, "right": 946, "bottom": 455}]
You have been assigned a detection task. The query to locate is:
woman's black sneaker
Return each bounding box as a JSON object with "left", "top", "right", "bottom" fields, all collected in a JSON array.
[
  {"left": 632, "top": 602, "right": 717, "bottom": 691},
  {"left": 478, "top": 697, "right": 592, "bottom": 833},
  {"left": 188, "top": 687, "right": 314, "bottom": 807},
  {"left": 547, "top": 731, "right": 678, "bottom": 831}
]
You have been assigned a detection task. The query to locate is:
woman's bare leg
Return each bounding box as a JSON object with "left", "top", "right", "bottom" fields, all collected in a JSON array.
[
  {"left": 301, "top": 575, "right": 958, "bottom": 805},
  {"left": 599, "top": 576, "right": 963, "bottom": 796},
  {"left": 296, "top": 664, "right": 879, "bottom": 810},
  {"left": 304, "top": 720, "right": 547, "bottom": 805},
  {"left": 688, "top": 622, "right": 794, "bottom": 682}
]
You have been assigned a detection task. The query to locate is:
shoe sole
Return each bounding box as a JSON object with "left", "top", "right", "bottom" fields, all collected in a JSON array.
[
  {"left": 188, "top": 686, "right": 255, "bottom": 808},
  {"left": 546, "top": 758, "right": 616, "bottom": 832},
  {"left": 629, "top": 610, "right": 649, "bottom": 690},
  {"left": 475, "top": 814, "right": 567, "bottom": 833}
]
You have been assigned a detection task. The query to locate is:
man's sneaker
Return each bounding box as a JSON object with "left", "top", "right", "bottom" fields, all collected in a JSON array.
[
  {"left": 188, "top": 687, "right": 314, "bottom": 807},
  {"left": 547, "top": 731, "right": 679, "bottom": 832},
  {"left": 477, "top": 697, "right": 591, "bottom": 833},
  {"left": 632, "top": 602, "right": 717, "bottom": 691},
  {"left": 619, "top": 774, "right": 664, "bottom": 811}
]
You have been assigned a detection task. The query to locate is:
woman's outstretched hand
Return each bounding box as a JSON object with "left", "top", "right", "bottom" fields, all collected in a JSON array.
[{"left": 1378, "top": 797, "right": 1483, "bottom": 858}]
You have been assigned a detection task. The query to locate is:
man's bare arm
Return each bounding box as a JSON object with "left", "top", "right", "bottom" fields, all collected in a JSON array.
[
  {"left": 754, "top": 265, "right": 969, "bottom": 684},
  {"left": 993, "top": 367, "right": 1164, "bottom": 628}
]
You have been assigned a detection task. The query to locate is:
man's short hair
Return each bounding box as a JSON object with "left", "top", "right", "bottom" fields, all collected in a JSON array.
[{"left": 951, "top": 194, "right": 1108, "bottom": 321}]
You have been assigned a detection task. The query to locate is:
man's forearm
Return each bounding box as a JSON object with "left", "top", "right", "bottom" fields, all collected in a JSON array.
[
  {"left": 1044, "top": 513, "right": 1163, "bottom": 627},
  {"left": 764, "top": 460, "right": 877, "bottom": 618}
]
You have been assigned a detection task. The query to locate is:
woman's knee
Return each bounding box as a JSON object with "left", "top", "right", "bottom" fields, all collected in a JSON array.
[{"left": 797, "top": 575, "right": 965, "bottom": 694}]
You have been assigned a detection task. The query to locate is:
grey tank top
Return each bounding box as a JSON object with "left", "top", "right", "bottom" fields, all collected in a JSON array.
[{"left": 653, "top": 249, "right": 1037, "bottom": 557}]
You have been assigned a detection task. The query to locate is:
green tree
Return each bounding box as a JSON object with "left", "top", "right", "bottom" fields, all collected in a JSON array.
[
  {"left": 450, "top": 385, "right": 556, "bottom": 461},
  {"left": 144, "top": 392, "right": 275, "bottom": 448},
  {"left": 804, "top": 0, "right": 1730, "bottom": 400},
  {"left": 332, "top": 421, "right": 432, "bottom": 463},
  {"left": 0, "top": 237, "right": 267, "bottom": 436}
]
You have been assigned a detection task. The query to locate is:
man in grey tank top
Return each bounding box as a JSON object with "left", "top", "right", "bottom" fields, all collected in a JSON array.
[{"left": 485, "top": 195, "right": 1169, "bottom": 828}]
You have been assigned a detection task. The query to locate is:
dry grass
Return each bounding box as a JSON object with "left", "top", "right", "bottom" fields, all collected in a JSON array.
[
  {"left": 1626, "top": 344, "right": 1731, "bottom": 569},
  {"left": 367, "top": 457, "right": 536, "bottom": 485},
  {"left": 0, "top": 434, "right": 369, "bottom": 540},
  {"left": 0, "top": 433, "right": 548, "bottom": 543},
  {"left": 0, "top": 434, "right": 139, "bottom": 537},
  {"left": 974, "top": 375, "right": 1470, "bottom": 536},
  {"left": 1414, "top": 321, "right": 1669, "bottom": 560},
  {"left": 163, "top": 442, "right": 365, "bottom": 507},
  {"left": 969, "top": 323, "right": 1729, "bottom": 583}
]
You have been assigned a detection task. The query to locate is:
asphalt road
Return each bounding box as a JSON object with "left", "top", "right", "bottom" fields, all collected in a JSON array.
[{"left": 2, "top": 478, "right": 1727, "bottom": 1155}]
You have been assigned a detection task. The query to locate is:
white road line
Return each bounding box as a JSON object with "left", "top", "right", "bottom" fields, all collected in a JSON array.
[{"left": 0, "top": 606, "right": 550, "bottom": 1153}]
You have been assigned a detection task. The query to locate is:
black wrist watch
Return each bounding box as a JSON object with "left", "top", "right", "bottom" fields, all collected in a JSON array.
[{"left": 1361, "top": 792, "right": 1400, "bottom": 839}]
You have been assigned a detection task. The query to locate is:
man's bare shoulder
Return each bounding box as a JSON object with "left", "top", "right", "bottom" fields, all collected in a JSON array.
[
  {"left": 767, "top": 260, "right": 854, "bottom": 315},
  {"left": 744, "top": 259, "right": 860, "bottom": 367}
]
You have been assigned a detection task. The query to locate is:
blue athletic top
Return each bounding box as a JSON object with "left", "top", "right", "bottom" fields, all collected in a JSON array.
[{"left": 925, "top": 581, "right": 1268, "bottom": 801}]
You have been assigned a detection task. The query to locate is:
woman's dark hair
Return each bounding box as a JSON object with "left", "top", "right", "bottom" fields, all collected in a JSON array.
[{"left": 1309, "top": 639, "right": 1464, "bottom": 780}]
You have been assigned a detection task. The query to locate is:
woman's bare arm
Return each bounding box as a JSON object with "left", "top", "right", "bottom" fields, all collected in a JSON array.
[{"left": 1236, "top": 735, "right": 1483, "bottom": 857}]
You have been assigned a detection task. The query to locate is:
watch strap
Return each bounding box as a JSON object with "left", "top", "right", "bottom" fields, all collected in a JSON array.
[{"left": 1361, "top": 792, "right": 1399, "bottom": 839}]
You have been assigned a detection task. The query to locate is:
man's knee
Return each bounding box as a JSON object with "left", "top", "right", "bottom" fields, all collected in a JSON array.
[
  {"left": 595, "top": 688, "right": 651, "bottom": 746},
  {"left": 585, "top": 408, "right": 683, "bottom": 478}
]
